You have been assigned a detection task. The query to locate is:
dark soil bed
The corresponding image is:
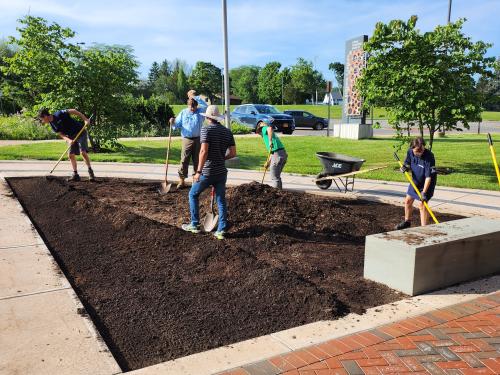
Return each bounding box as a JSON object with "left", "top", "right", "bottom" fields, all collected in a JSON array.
[{"left": 7, "top": 177, "right": 462, "bottom": 371}]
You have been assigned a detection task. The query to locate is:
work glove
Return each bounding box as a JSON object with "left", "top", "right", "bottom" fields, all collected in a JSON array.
[
  {"left": 421, "top": 192, "right": 429, "bottom": 202},
  {"left": 400, "top": 164, "right": 410, "bottom": 174}
]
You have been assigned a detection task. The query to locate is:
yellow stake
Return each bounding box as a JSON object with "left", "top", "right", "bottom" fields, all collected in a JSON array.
[
  {"left": 487, "top": 133, "right": 500, "bottom": 188},
  {"left": 393, "top": 153, "right": 439, "bottom": 225}
]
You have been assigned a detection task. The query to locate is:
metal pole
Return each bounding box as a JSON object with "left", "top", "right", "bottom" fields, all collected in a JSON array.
[
  {"left": 447, "top": 0, "right": 452, "bottom": 23},
  {"left": 222, "top": 0, "right": 231, "bottom": 128},
  {"left": 281, "top": 75, "right": 284, "bottom": 106},
  {"left": 327, "top": 90, "right": 331, "bottom": 137},
  {"left": 221, "top": 69, "right": 224, "bottom": 105}
]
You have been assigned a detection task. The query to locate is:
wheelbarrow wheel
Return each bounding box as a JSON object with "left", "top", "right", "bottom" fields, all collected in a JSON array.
[{"left": 315, "top": 173, "right": 332, "bottom": 190}]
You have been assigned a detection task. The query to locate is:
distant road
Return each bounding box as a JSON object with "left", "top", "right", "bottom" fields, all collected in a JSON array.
[{"left": 291, "top": 120, "right": 500, "bottom": 137}]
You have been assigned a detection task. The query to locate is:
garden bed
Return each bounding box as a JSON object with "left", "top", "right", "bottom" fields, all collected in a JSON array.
[{"left": 7, "top": 177, "right": 461, "bottom": 371}]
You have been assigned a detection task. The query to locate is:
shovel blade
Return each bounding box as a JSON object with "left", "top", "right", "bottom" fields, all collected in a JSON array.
[
  {"left": 158, "top": 181, "right": 172, "bottom": 194},
  {"left": 202, "top": 213, "right": 219, "bottom": 232}
]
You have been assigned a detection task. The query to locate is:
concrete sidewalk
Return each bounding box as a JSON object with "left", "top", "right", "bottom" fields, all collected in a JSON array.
[{"left": 1, "top": 159, "right": 500, "bottom": 219}]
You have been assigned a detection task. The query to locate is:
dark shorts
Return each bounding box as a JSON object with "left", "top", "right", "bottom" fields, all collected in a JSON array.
[
  {"left": 407, "top": 184, "right": 433, "bottom": 201},
  {"left": 69, "top": 131, "right": 89, "bottom": 155}
]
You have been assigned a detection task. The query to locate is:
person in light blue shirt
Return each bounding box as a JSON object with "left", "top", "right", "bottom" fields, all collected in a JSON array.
[
  {"left": 169, "top": 97, "right": 205, "bottom": 188},
  {"left": 187, "top": 89, "right": 208, "bottom": 113}
]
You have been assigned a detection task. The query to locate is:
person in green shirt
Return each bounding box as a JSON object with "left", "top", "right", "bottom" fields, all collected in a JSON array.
[{"left": 256, "top": 119, "right": 288, "bottom": 189}]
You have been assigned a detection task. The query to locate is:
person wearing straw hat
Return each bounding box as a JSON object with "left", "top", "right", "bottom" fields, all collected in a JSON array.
[
  {"left": 181, "top": 105, "right": 236, "bottom": 240},
  {"left": 169, "top": 97, "right": 205, "bottom": 188},
  {"left": 255, "top": 119, "right": 288, "bottom": 189},
  {"left": 396, "top": 137, "right": 437, "bottom": 230},
  {"left": 38, "top": 108, "right": 95, "bottom": 182}
]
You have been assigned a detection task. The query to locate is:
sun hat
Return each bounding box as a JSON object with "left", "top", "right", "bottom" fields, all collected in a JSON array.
[{"left": 201, "top": 105, "right": 225, "bottom": 122}]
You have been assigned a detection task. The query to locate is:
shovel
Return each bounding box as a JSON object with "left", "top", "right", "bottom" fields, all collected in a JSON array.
[
  {"left": 202, "top": 186, "right": 219, "bottom": 232},
  {"left": 158, "top": 120, "right": 173, "bottom": 194}
]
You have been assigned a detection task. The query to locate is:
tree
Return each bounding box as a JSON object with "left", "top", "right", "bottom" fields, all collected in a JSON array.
[
  {"left": 148, "top": 62, "right": 160, "bottom": 85},
  {"left": 0, "top": 40, "right": 21, "bottom": 113},
  {"left": 3, "top": 16, "right": 139, "bottom": 150},
  {"left": 477, "top": 57, "right": 500, "bottom": 111},
  {"left": 189, "top": 61, "right": 221, "bottom": 103},
  {"left": 257, "top": 61, "right": 282, "bottom": 104},
  {"left": 288, "top": 58, "right": 325, "bottom": 104},
  {"left": 328, "top": 62, "right": 344, "bottom": 96},
  {"left": 230, "top": 65, "right": 260, "bottom": 103},
  {"left": 357, "top": 16, "right": 496, "bottom": 149}
]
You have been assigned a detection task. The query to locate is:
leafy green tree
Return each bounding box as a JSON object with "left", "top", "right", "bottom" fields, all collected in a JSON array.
[
  {"left": 288, "top": 58, "right": 325, "bottom": 104},
  {"left": 3, "top": 16, "right": 139, "bottom": 150},
  {"left": 3, "top": 16, "right": 82, "bottom": 107},
  {"left": 0, "top": 40, "right": 21, "bottom": 113},
  {"left": 148, "top": 62, "right": 160, "bottom": 85},
  {"left": 230, "top": 65, "right": 260, "bottom": 103},
  {"left": 477, "top": 57, "right": 500, "bottom": 111},
  {"left": 328, "top": 62, "right": 344, "bottom": 95},
  {"left": 189, "top": 61, "right": 221, "bottom": 103},
  {"left": 357, "top": 16, "right": 496, "bottom": 149},
  {"left": 257, "top": 61, "right": 282, "bottom": 104}
]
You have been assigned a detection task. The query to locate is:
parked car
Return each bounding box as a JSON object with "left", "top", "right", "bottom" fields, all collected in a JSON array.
[
  {"left": 283, "top": 110, "right": 328, "bottom": 130},
  {"left": 231, "top": 104, "right": 295, "bottom": 134}
]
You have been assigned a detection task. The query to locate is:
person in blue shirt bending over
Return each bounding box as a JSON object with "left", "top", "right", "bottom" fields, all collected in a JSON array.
[
  {"left": 396, "top": 137, "right": 437, "bottom": 230},
  {"left": 169, "top": 96, "right": 206, "bottom": 188}
]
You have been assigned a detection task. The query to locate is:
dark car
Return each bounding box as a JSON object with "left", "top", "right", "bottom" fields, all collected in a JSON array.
[
  {"left": 231, "top": 104, "right": 295, "bottom": 134},
  {"left": 283, "top": 110, "right": 328, "bottom": 130}
]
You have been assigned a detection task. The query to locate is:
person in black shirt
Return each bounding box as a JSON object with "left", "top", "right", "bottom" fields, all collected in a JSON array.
[
  {"left": 38, "top": 108, "right": 95, "bottom": 181},
  {"left": 396, "top": 137, "right": 437, "bottom": 230},
  {"left": 181, "top": 105, "right": 236, "bottom": 240}
]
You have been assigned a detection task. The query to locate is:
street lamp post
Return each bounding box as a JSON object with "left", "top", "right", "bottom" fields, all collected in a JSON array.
[
  {"left": 447, "top": 0, "right": 452, "bottom": 23},
  {"left": 222, "top": 0, "right": 231, "bottom": 128}
]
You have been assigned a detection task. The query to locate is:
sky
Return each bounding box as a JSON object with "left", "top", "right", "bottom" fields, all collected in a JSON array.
[{"left": 0, "top": 0, "right": 499, "bottom": 81}]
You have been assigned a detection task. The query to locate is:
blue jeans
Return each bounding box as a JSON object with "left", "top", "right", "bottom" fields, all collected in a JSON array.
[{"left": 188, "top": 173, "right": 228, "bottom": 232}]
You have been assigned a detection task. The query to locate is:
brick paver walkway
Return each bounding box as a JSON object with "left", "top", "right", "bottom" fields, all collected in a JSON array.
[{"left": 220, "top": 292, "right": 500, "bottom": 375}]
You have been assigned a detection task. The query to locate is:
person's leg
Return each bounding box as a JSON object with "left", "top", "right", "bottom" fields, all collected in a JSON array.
[
  {"left": 275, "top": 150, "right": 287, "bottom": 189},
  {"left": 213, "top": 174, "right": 228, "bottom": 233},
  {"left": 419, "top": 201, "right": 429, "bottom": 226},
  {"left": 187, "top": 175, "right": 210, "bottom": 228},
  {"left": 68, "top": 153, "right": 78, "bottom": 172},
  {"left": 192, "top": 138, "right": 200, "bottom": 176},
  {"left": 178, "top": 138, "right": 192, "bottom": 182},
  {"left": 269, "top": 153, "right": 279, "bottom": 188},
  {"left": 404, "top": 195, "right": 415, "bottom": 222}
]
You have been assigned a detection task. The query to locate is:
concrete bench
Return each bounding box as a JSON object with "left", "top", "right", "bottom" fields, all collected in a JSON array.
[{"left": 363, "top": 217, "right": 500, "bottom": 296}]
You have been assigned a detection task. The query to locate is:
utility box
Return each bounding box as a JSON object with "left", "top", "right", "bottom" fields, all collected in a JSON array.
[{"left": 364, "top": 217, "right": 500, "bottom": 296}]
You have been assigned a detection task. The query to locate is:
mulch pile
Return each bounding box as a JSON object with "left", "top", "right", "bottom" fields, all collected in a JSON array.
[{"left": 7, "top": 177, "right": 461, "bottom": 371}]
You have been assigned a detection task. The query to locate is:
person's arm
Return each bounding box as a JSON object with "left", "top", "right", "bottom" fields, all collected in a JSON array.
[
  {"left": 225, "top": 145, "right": 236, "bottom": 160},
  {"left": 170, "top": 110, "right": 184, "bottom": 130},
  {"left": 421, "top": 154, "right": 436, "bottom": 201},
  {"left": 67, "top": 109, "right": 90, "bottom": 126},
  {"left": 266, "top": 126, "right": 275, "bottom": 151},
  {"left": 194, "top": 143, "right": 209, "bottom": 182},
  {"left": 57, "top": 132, "right": 73, "bottom": 143}
]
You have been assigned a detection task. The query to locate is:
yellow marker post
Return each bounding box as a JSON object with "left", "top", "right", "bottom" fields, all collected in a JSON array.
[
  {"left": 393, "top": 152, "right": 439, "bottom": 225},
  {"left": 487, "top": 133, "right": 500, "bottom": 188}
]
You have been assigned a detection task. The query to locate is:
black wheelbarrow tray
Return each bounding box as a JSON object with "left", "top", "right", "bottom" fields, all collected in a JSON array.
[{"left": 314, "top": 152, "right": 386, "bottom": 192}]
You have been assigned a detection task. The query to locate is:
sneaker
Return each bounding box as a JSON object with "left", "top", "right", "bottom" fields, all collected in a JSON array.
[
  {"left": 88, "top": 168, "right": 96, "bottom": 181},
  {"left": 67, "top": 172, "right": 81, "bottom": 182},
  {"left": 213, "top": 231, "right": 225, "bottom": 240},
  {"left": 181, "top": 223, "right": 200, "bottom": 234},
  {"left": 177, "top": 178, "right": 186, "bottom": 189},
  {"left": 395, "top": 220, "right": 411, "bottom": 230}
]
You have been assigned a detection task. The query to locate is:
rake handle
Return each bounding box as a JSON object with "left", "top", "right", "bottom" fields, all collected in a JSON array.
[
  {"left": 261, "top": 149, "right": 272, "bottom": 184},
  {"left": 164, "top": 121, "right": 173, "bottom": 182},
  {"left": 487, "top": 133, "right": 500, "bottom": 188},
  {"left": 393, "top": 153, "right": 439, "bottom": 224}
]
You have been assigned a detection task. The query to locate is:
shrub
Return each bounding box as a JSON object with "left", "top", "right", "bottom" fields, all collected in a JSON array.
[
  {"left": 230, "top": 123, "right": 253, "bottom": 135},
  {"left": 0, "top": 114, "right": 57, "bottom": 140}
]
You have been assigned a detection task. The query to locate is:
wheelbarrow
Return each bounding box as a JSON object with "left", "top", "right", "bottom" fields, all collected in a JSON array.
[{"left": 314, "top": 152, "right": 387, "bottom": 192}]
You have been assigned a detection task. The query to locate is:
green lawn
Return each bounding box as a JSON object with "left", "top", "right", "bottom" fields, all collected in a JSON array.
[
  {"left": 1, "top": 134, "right": 499, "bottom": 190},
  {"left": 171, "top": 104, "right": 500, "bottom": 121}
]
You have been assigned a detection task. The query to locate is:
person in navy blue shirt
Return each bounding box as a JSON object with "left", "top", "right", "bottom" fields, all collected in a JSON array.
[
  {"left": 38, "top": 108, "right": 95, "bottom": 181},
  {"left": 396, "top": 137, "right": 437, "bottom": 230}
]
